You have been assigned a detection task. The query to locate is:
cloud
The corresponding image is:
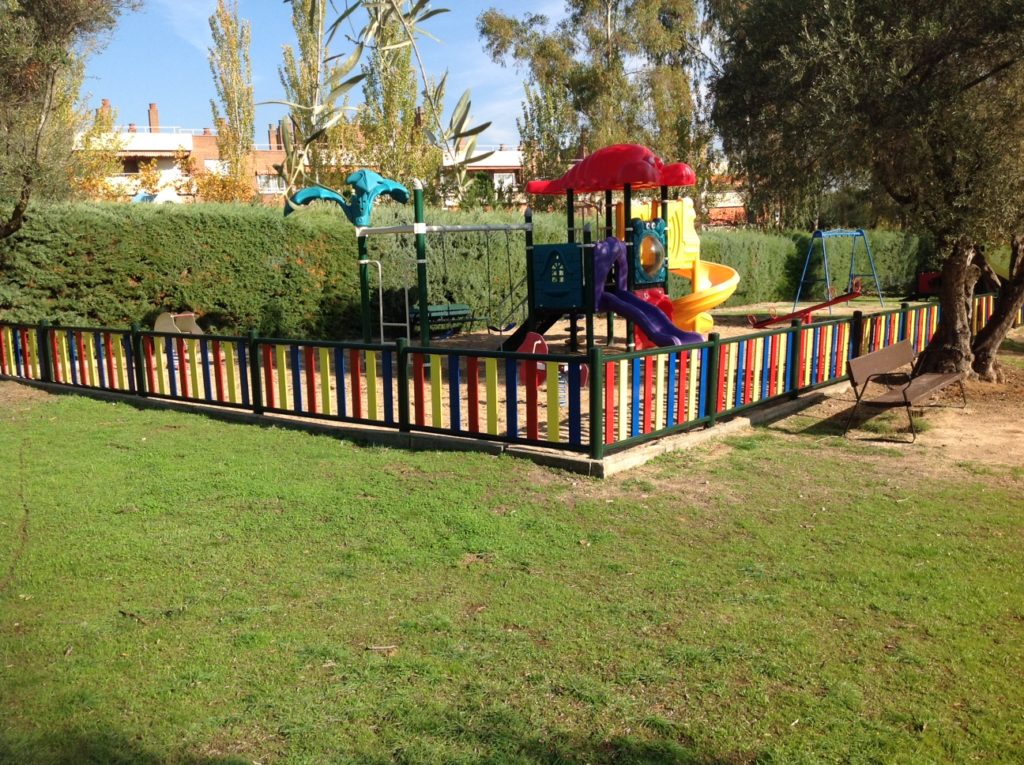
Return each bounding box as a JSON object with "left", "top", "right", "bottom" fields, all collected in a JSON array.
[{"left": 154, "top": 0, "right": 216, "bottom": 53}]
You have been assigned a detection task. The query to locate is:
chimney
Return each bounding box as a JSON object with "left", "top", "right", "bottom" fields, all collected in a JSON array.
[
  {"left": 147, "top": 102, "right": 159, "bottom": 132},
  {"left": 128, "top": 123, "right": 137, "bottom": 133},
  {"left": 98, "top": 98, "right": 111, "bottom": 120},
  {"left": 202, "top": 127, "right": 212, "bottom": 136},
  {"left": 268, "top": 124, "right": 277, "bottom": 148}
]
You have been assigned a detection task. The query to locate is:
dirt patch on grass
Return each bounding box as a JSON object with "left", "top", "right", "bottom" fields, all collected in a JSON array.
[
  {"left": 0, "top": 381, "right": 49, "bottom": 408},
  {"left": 769, "top": 327, "right": 1024, "bottom": 471}
]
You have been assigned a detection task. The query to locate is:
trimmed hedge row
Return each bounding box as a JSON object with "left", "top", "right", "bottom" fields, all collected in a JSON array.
[{"left": 0, "top": 202, "right": 934, "bottom": 338}]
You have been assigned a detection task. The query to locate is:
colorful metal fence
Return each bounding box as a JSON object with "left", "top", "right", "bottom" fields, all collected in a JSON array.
[
  {"left": 0, "top": 323, "right": 41, "bottom": 381},
  {"left": 402, "top": 346, "right": 591, "bottom": 450},
  {"left": 138, "top": 332, "right": 250, "bottom": 409},
  {"left": 3, "top": 294, "right": 1022, "bottom": 460},
  {"left": 599, "top": 343, "right": 712, "bottom": 452},
  {"left": 48, "top": 326, "right": 137, "bottom": 393},
  {"left": 254, "top": 339, "right": 397, "bottom": 428}
]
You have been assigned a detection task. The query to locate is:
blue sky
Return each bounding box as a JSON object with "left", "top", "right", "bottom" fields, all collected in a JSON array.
[{"left": 84, "top": 1, "right": 562, "bottom": 147}]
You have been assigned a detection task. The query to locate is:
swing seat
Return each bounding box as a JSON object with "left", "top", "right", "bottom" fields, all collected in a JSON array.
[{"left": 410, "top": 303, "right": 473, "bottom": 335}]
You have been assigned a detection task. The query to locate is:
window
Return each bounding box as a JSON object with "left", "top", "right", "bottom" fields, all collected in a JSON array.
[
  {"left": 493, "top": 172, "right": 516, "bottom": 190},
  {"left": 122, "top": 158, "right": 140, "bottom": 174},
  {"left": 257, "top": 174, "right": 286, "bottom": 194}
]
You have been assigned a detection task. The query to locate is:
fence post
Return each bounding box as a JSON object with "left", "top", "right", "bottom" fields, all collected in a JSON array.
[
  {"left": 248, "top": 330, "right": 263, "bottom": 414},
  {"left": 36, "top": 321, "right": 52, "bottom": 383},
  {"left": 130, "top": 323, "right": 147, "bottom": 396},
  {"left": 396, "top": 337, "right": 410, "bottom": 432},
  {"left": 850, "top": 310, "right": 864, "bottom": 359},
  {"left": 588, "top": 345, "right": 604, "bottom": 460},
  {"left": 705, "top": 333, "right": 721, "bottom": 427}
]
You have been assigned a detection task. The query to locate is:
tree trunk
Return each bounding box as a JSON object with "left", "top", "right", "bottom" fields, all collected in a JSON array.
[
  {"left": 916, "top": 238, "right": 979, "bottom": 375},
  {"left": 972, "top": 234, "right": 1024, "bottom": 382},
  {"left": 0, "top": 174, "right": 33, "bottom": 242}
]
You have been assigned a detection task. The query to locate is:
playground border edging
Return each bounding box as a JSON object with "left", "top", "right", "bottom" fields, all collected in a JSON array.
[{"left": 1, "top": 376, "right": 829, "bottom": 478}]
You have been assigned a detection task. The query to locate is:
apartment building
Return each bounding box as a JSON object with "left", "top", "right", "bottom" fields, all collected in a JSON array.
[{"left": 89, "top": 101, "right": 286, "bottom": 202}]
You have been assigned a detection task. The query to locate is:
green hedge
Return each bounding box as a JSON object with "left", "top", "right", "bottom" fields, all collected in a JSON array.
[
  {"left": 0, "top": 202, "right": 934, "bottom": 339},
  {"left": 0, "top": 203, "right": 361, "bottom": 338},
  {"left": 698, "top": 230, "right": 795, "bottom": 305}
]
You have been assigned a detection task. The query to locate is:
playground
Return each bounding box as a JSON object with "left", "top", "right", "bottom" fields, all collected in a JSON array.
[
  {"left": 5, "top": 143, "right": 998, "bottom": 473},
  {"left": 2, "top": 333, "right": 1023, "bottom": 763}
]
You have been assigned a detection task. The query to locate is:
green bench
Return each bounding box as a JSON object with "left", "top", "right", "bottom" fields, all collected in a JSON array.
[{"left": 409, "top": 303, "right": 473, "bottom": 336}]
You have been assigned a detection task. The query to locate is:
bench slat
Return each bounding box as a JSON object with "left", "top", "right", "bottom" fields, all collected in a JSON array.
[
  {"left": 846, "top": 339, "right": 915, "bottom": 386},
  {"left": 859, "top": 372, "right": 963, "bottom": 406}
]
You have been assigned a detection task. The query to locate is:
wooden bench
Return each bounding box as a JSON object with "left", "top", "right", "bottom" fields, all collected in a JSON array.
[
  {"left": 409, "top": 303, "right": 473, "bottom": 336},
  {"left": 844, "top": 339, "right": 966, "bottom": 442}
]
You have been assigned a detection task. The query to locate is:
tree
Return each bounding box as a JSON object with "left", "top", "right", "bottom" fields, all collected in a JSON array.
[
  {"left": 0, "top": 0, "right": 137, "bottom": 240},
  {"left": 271, "top": 1, "right": 490, "bottom": 204},
  {"left": 517, "top": 80, "right": 579, "bottom": 189},
  {"left": 358, "top": 1, "right": 440, "bottom": 184},
  {"left": 712, "top": 0, "right": 1024, "bottom": 378},
  {"left": 275, "top": 0, "right": 365, "bottom": 194},
  {"left": 208, "top": 0, "right": 254, "bottom": 202},
  {"left": 69, "top": 101, "right": 125, "bottom": 200},
  {"left": 477, "top": 1, "right": 723, "bottom": 212}
]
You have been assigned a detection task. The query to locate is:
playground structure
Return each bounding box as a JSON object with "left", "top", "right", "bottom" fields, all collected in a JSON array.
[
  {"left": 514, "top": 143, "right": 738, "bottom": 353},
  {"left": 285, "top": 144, "right": 739, "bottom": 358}
]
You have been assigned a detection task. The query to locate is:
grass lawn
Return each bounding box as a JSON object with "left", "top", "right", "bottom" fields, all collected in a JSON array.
[{"left": 1, "top": 385, "right": 1022, "bottom": 764}]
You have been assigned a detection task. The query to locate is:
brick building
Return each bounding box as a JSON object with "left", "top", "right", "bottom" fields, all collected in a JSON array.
[{"left": 88, "top": 101, "right": 287, "bottom": 202}]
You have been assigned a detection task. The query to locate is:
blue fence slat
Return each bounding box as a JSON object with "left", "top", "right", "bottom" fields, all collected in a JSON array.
[
  {"left": 665, "top": 352, "right": 677, "bottom": 427},
  {"left": 165, "top": 337, "right": 178, "bottom": 397},
  {"left": 698, "top": 347, "right": 709, "bottom": 418},
  {"left": 630, "top": 357, "right": 641, "bottom": 437},
  {"left": 238, "top": 342, "right": 250, "bottom": 406},
  {"left": 448, "top": 354, "right": 461, "bottom": 432},
  {"left": 200, "top": 338, "right": 214, "bottom": 401},
  {"left": 67, "top": 332, "right": 78, "bottom": 385},
  {"left": 289, "top": 345, "right": 302, "bottom": 412},
  {"left": 94, "top": 332, "right": 106, "bottom": 388},
  {"left": 334, "top": 347, "right": 346, "bottom": 418},
  {"left": 505, "top": 357, "right": 518, "bottom": 439}
]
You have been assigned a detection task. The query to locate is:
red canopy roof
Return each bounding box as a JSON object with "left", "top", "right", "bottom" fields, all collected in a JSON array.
[{"left": 525, "top": 144, "right": 696, "bottom": 195}]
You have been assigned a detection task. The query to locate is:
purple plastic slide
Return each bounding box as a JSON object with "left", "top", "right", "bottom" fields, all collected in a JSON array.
[{"left": 593, "top": 237, "right": 704, "bottom": 346}]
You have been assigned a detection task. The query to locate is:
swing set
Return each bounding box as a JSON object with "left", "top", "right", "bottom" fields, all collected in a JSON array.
[{"left": 287, "top": 172, "right": 528, "bottom": 346}]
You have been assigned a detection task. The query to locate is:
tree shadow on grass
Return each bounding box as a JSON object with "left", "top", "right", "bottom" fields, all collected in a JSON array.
[
  {"left": 0, "top": 727, "right": 249, "bottom": 765},
  {"left": 366, "top": 704, "right": 762, "bottom": 765},
  {"left": 0, "top": 719, "right": 762, "bottom": 765}
]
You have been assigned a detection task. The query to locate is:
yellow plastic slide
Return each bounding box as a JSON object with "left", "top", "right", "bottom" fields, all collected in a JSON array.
[{"left": 666, "top": 198, "right": 738, "bottom": 333}]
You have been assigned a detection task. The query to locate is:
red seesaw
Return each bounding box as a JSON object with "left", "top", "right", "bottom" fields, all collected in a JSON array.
[{"left": 747, "top": 280, "right": 862, "bottom": 329}]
